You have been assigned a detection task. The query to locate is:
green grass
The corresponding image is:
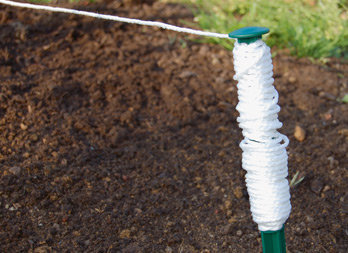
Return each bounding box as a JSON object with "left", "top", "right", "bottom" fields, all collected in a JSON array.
[
  {"left": 341, "top": 94, "right": 348, "bottom": 103},
  {"left": 289, "top": 171, "right": 305, "bottom": 188},
  {"left": 170, "top": 0, "right": 348, "bottom": 60}
]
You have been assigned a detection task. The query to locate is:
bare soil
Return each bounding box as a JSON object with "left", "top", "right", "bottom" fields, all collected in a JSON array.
[{"left": 0, "top": 1, "right": 347, "bottom": 252}]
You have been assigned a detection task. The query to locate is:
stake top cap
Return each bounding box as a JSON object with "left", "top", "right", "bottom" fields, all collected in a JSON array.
[{"left": 229, "top": 26, "right": 269, "bottom": 44}]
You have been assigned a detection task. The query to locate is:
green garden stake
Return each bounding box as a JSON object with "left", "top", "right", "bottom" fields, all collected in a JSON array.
[{"left": 229, "top": 27, "right": 291, "bottom": 253}]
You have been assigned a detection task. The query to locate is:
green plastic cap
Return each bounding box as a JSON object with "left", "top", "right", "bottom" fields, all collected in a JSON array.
[
  {"left": 229, "top": 26, "right": 269, "bottom": 44},
  {"left": 261, "top": 226, "right": 286, "bottom": 253}
]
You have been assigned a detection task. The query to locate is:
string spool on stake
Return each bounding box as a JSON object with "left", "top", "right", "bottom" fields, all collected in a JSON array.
[{"left": 229, "top": 27, "right": 291, "bottom": 253}]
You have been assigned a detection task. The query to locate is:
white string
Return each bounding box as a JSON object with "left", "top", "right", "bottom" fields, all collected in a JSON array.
[
  {"left": 0, "top": 0, "right": 229, "bottom": 39},
  {"left": 233, "top": 40, "right": 291, "bottom": 231}
]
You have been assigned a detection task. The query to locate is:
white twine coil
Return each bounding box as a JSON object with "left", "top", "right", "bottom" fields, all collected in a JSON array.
[{"left": 233, "top": 40, "right": 291, "bottom": 231}]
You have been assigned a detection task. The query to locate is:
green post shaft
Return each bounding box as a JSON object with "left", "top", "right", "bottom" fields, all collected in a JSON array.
[
  {"left": 261, "top": 226, "right": 286, "bottom": 253},
  {"left": 229, "top": 27, "right": 287, "bottom": 253}
]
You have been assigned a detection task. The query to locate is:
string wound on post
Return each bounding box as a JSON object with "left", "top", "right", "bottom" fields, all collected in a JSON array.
[{"left": 230, "top": 27, "right": 290, "bottom": 253}]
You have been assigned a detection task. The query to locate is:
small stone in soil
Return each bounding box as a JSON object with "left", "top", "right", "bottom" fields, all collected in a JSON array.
[
  {"left": 338, "top": 128, "right": 348, "bottom": 137},
  {"left": 323, "top": 185, "right": 330, "bottom": 192},
  {"left": 222, "top": 223, "right": 233, "bottom": 235},
  {"left": 233, "top": 186, "right": 243, "bottom": 199},
  {"left": 306, "top": 215, "right": 314, "bottom": 223},
  {"left": 61, "top": 159, "right": 68, "bottom": 166},
  {"left": 119, "top": 229, "right": 131, "bottom": 239},
  {"left": 310, "top": 178, "right": 323, "bottom": 194},
  {"left": 9, "top": 166, "right": 21, "bottom": 175},
  {"left": 224, "top": 200, "right": 232, "bottom": 209},
  {"left": 294, "top": 125, "right": 306, "bottom": 142},
  {"left": 20, "top": 123, "right": 28, "bottom": 130},
  {"left": 228, "top": 215, "right": 237, "bottom": 223},
  {"left": 179, "top": 71, "right": 196, "bottom": 79},
  {"left": 30, "top": 134, "right": 39, "bottom": 142},
  {"left": 289, "top": 76, "right": 297, "bottom": 83}
]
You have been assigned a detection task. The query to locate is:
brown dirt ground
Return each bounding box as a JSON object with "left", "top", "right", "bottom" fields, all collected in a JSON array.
[{"left": 0, "top": 1, "right": 347, "bottom": 252}]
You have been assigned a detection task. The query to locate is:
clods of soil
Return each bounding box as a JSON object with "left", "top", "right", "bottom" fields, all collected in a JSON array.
[{"left": 0, "top": 1, "right": 347, "bottom": 252}]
